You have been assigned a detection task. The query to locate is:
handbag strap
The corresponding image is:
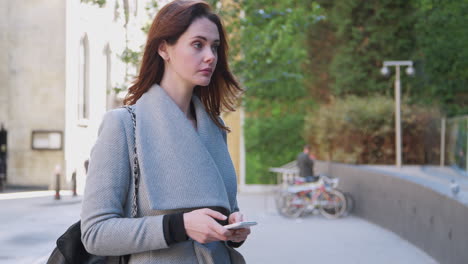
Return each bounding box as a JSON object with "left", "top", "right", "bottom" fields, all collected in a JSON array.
[{"left": 124, "top": 105, "right": 139, "bottom": 218}]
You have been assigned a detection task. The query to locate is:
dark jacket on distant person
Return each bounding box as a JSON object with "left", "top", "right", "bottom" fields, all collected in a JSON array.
[{"left": 297, "top": 152, "right": 314, "bottom": 178}]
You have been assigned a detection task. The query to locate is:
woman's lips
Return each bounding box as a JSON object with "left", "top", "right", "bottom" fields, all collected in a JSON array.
[{"left": 200, "top": 68, "right": 213, "bottom": 75}]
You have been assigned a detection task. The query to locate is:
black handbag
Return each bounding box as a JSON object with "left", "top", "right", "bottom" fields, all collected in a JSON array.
[{"left": 47, "top": 106, "right": 139, "bottom": 264}]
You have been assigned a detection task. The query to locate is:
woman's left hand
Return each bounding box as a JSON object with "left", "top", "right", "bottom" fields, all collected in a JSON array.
[{"left": 226, "top": 212, "right": 251, "bottom": 243}]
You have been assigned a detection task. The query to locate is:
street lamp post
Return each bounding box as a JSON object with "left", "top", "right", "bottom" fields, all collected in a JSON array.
[{"left": 380, "top": 61, "right": 414, "bottom": 168}]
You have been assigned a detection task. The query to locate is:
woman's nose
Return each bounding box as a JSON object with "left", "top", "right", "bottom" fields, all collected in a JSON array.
[{"left": 204, "top": 47, "right": 216, "bottom": 63}]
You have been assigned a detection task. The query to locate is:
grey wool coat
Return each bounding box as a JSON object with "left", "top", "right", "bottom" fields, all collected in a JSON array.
[{"left": 81, "top": 84, "right": 246, "bottom": 264}]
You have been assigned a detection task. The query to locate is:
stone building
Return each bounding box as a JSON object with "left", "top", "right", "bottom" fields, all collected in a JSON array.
[
  {"left": 1, "top": 0, "right": 68, "bottom": 188},
  {"left": 1, "top": 0, "right": 153, "bottom": 192},
  {"left": 0, "top": 0, "right": 246, "bottom": 193}
]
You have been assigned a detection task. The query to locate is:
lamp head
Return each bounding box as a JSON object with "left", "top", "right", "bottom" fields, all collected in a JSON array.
[
  {"left": 406, "top": 66, "right": 415, "bottom": 76},
  {"left": 380, "top": 66, "right": 390, "bottom": 76}
]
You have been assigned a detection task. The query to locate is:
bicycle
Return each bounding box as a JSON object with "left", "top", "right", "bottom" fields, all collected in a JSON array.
[{"left": 275, "top": 174, "right": 348, "bottom": 219}]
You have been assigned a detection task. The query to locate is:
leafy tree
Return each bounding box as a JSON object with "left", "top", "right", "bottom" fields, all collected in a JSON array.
[
  {"left": 307, "top": 0, "right": 467, "bottom": 116},
  {"left": 414, "top": 0, "right": 468, "bottom": 116},
  {"left": 305, "top": 1, "right": 336, "bottom": 103},
  {"left": 81, "top": 0, "right": 106, "bottom": 8},
  {"left": 230, "top": 1, "right": 321, "bottom": 183},
  {"left": 327, "top": 0, "right": 418, "bottom": 97},
  {"left": 303, "top": 0, "right": 468, "bottom": 166}
]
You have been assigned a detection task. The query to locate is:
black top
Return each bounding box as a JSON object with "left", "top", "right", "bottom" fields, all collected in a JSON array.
[{"left": 297, "top": 152, "right": 314, "bottom": 177}]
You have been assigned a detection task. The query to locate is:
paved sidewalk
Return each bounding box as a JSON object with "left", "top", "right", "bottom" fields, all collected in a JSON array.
[
  {"left": 0, "top": 191, "right": 437, "bottom": 264},
  {"left": 237, "top": 192, "right": 437, "bottom": 264},
  {"left": 0, "top": 191, "right": 81, "bottom": 264}
]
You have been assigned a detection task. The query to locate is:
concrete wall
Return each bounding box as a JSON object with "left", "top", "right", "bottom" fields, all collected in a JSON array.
[
  {"left": 315, "top": 161, "right": 468, "bottom": 264},
  {"left": 0, "top": 0, "right": 66, "bottom": 187}
]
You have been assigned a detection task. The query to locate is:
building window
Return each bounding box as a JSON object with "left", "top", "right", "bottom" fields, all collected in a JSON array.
[
  {"left": 104, "top": 44, "right": 113, "bottom": 110},
  {"left": 133, "top": 0, "right": 138, "bottom": 16},
  {"left": 78, "top": 35, "right": 90, "bottom": 124}
]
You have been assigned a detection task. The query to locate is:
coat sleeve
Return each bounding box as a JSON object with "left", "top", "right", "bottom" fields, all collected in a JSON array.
[{"left": 80, "top": 110, "right": 169, "bottom": 256}]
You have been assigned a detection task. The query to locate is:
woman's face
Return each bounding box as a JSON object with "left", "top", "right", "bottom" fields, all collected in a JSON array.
[{"left": 164, "top": 17, "right": 220, "bottom": 88}]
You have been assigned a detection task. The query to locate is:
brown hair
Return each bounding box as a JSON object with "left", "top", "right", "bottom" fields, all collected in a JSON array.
[{"left": 123, "top": 0, "right": 243, "bottom": 131}]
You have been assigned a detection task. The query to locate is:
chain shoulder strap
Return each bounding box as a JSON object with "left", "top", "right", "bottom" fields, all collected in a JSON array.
[{"left": 124, "top": 105, "right": 139, "bottom": 218}]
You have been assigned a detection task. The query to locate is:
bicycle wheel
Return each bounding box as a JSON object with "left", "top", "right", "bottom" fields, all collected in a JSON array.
[
  {"left": 318, "top": 189, "right": 347, "bottom": 219},
  {"left": 343, "top": 192, "right": 354, "bottom": 216},
  {"left": 335, "top": 189, "right": 354, "bottom": 216},
  {"left": 275, "top": 191, "right": 305, "bottom": 218},
  {"left": 274, "top": 190, "right": 287, "bottom": 213}
]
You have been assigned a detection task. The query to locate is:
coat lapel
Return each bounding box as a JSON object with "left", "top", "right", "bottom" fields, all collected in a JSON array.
[{"left": 134, "top": 84, "right": 237, "bottom": 212}]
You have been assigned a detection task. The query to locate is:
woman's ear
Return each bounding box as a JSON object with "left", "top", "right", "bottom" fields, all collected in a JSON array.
[{"left": 158, "top": 41, "right": 170, "bottom": 61}]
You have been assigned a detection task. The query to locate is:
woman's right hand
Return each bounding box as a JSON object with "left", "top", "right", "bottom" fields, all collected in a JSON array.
[{"left": 183, "top": 208, "right": 232, "bottom": 244}]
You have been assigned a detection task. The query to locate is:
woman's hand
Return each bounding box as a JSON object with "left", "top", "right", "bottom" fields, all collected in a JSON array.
[
  {"left": 183, "top": 208, "right": 232, "bottom": 244},
  {"left": 226, "top": 212, "right": 251, "bottom": 243}
]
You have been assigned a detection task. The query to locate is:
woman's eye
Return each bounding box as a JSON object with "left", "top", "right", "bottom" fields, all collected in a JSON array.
[
  {"left": 193, "top": 42, "right": 202, "bottom": 49},
  {"left": 212, "top": 45, "right": 219, "bottom": 52}
]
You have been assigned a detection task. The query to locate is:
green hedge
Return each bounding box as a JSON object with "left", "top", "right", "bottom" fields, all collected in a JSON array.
[{"left": 304, "top": 96, "right": 441, "bottom": 164}]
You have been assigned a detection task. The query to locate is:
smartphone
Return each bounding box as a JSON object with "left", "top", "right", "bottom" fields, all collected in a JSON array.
[{"left": 224, "top": 221, "right": 257, "bottom": 230}]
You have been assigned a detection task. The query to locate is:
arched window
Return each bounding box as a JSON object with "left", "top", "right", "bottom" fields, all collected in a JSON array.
[
  {"left": 104, "top": 44, "right": 113, "bottom": 110},
  {"left": 78, "top": 34, "right": 90, "bottom": 123},
  {"left": 132, "top": 0, "right": 138, "bottom": 16}
]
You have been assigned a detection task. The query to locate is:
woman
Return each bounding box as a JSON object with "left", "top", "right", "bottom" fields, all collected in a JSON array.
[{"left": 80, "top": 1, "right": 250, "bottom": 263}]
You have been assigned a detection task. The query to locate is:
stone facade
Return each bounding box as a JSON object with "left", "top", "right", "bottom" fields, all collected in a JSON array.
[
  {"left": 0, "top": 0, "right": 66, "bottom": 187},
  {"left": 0, "top": 0, "right": 149, "bottom": 190}
]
